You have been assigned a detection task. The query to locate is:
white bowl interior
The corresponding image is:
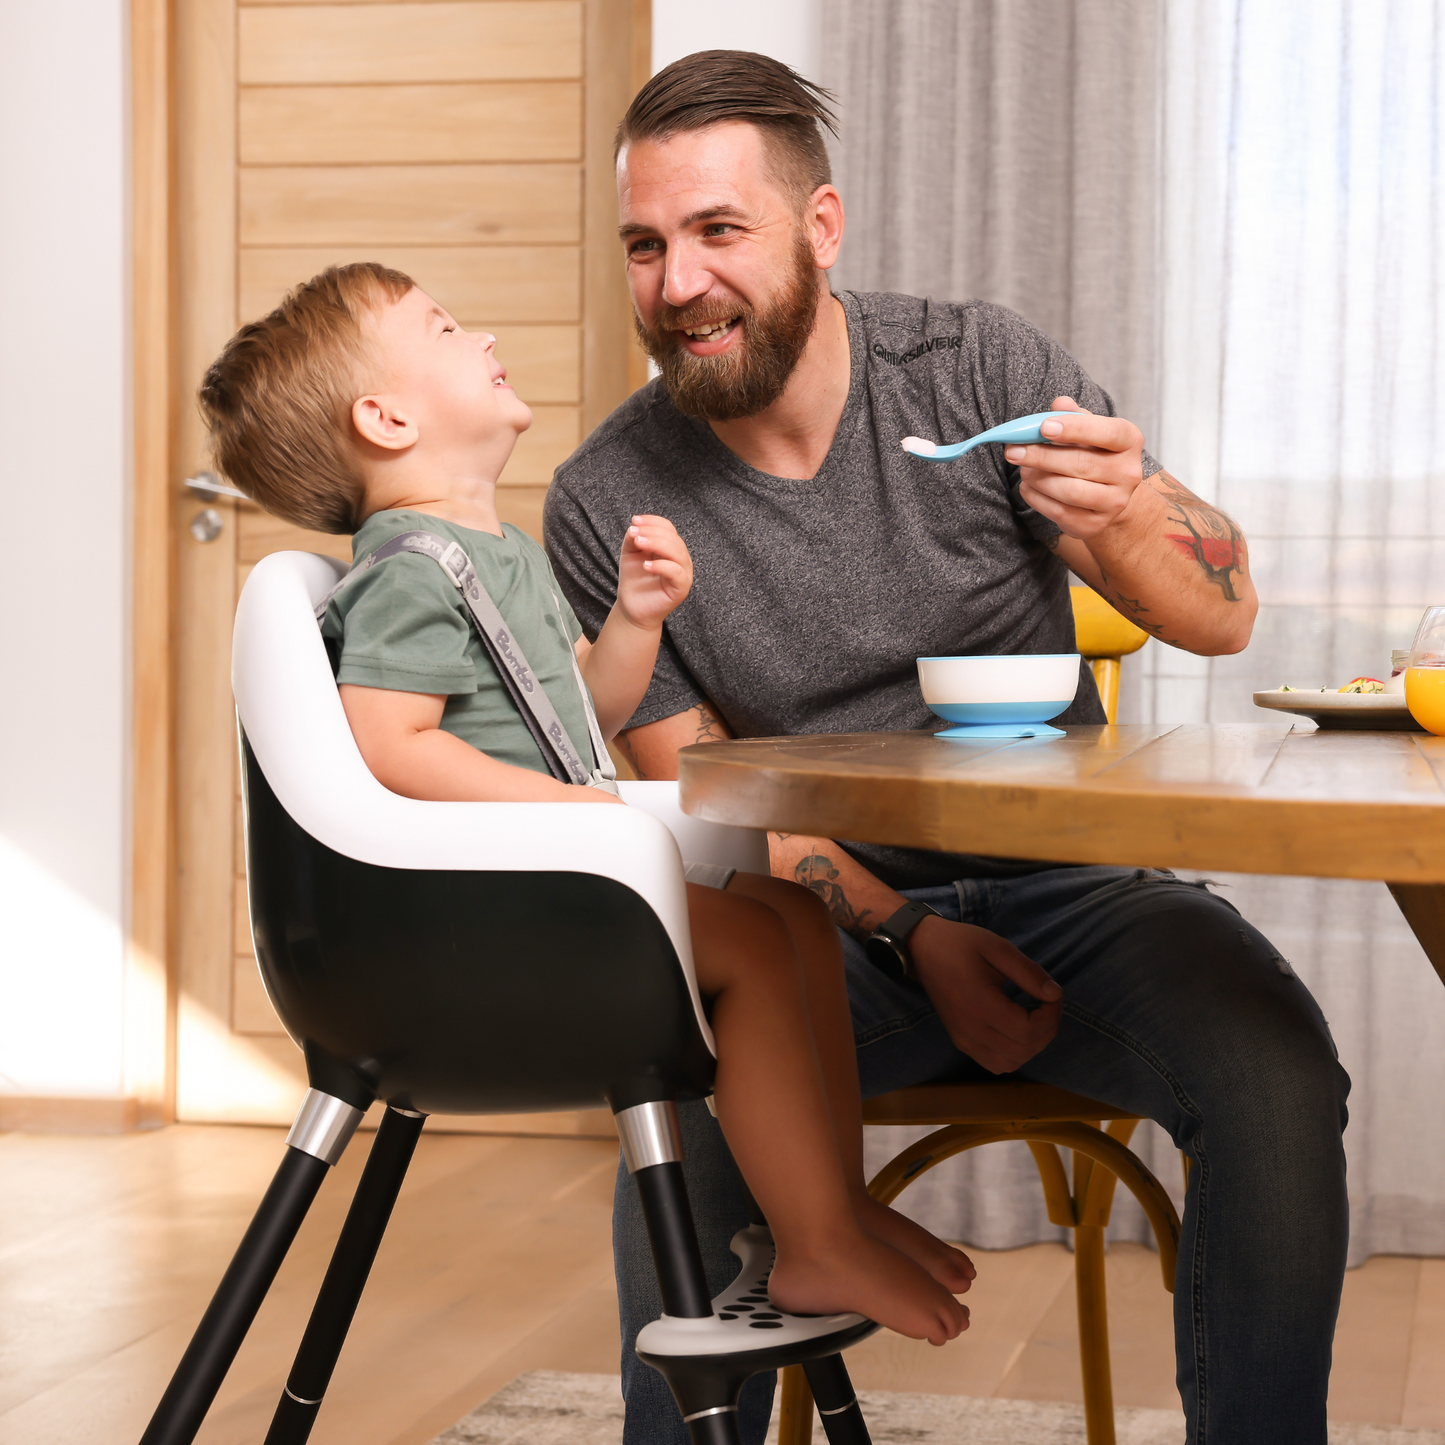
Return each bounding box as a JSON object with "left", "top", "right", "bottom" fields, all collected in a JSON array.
[{"left": 917, "top": 654, "right": 1081, "bottom": 705}]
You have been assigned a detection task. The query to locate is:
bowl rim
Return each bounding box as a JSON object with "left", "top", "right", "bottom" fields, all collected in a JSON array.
[{"left": 917, "top": 653, "right": 1081, "bottom": 663}]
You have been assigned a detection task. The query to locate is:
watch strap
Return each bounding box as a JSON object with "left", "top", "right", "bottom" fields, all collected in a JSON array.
[{"left": 876, "top": 900, "right": 939, "bottom": 946}]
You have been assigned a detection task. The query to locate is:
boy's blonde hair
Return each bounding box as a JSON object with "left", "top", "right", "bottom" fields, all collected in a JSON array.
[{"left": 199, "top": 262, "right": 415, "bottom": 534}]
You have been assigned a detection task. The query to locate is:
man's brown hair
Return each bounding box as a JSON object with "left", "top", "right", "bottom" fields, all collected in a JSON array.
[
  {"left": 615, "top": 50, "right": 838, "bottom": 208},
  {"left": 198, "top": 262, "right": 414, "bottom": 534}
]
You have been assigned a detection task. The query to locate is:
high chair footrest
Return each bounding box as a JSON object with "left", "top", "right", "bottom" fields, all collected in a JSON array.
[{"left": 636, "top": 1225, "right": 878, "bottom": 1366}]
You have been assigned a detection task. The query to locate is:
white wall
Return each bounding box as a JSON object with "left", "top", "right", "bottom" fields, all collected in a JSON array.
[
  {"left": 652, "top": 0, "right": 821, "bottom": 79},
  {"left": 0, "top": 3, "right": 130, "bottom": 1097}
]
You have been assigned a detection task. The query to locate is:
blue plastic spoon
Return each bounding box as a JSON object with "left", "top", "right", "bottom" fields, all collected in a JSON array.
[{"left": 900, "top": 409, "right": 1074, "bottom": 462}]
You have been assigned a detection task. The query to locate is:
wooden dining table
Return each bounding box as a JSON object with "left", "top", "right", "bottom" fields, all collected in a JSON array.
[{"left": 677, "top": 722, "right": 1445, "bottom": 976}]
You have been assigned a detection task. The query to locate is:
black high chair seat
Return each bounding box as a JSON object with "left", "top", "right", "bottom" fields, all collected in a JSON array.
[{"left": 137, "top": 550, "right": 876, "bottom": 1445}]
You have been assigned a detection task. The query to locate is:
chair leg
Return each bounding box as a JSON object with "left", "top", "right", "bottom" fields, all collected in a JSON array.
[
  {"left": 138, "top": 1089, "right": 366, "bottom": 1445},
  {"left": 262, "top": 1106, "right": 426, "bottom": 1445},
  {"left": 616, "top": 1099, "right": 743, "bottom": 1445},
  {"left": 778, "top": 1365, "right": 814, "bottom": 1445},
  {"left": 1074, "top": 1222, "right": 1116, "bottom": 1445},
  {"left": 803, "top": 1354, "right": 871, "bottom": 1445}
]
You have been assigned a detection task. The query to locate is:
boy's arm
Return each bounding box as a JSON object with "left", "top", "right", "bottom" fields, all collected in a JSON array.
[
  {"left": 574, "top": 614, "right": 665, "bottom": 740},
  {"left": 576, "top": 515, "right": 694, "bottom": 738},
  {"left": 340, "top": 684, "right": 619, "bottom": 803}
]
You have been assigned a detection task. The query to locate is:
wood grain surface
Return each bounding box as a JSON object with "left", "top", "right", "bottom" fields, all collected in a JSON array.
[{"left": 678, "top": 725, "right": 1445, "bottom": 883}]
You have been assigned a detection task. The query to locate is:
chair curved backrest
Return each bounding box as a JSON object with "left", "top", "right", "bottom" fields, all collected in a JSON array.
[
  {"left": 1070, "top": 585, "right": 1148, "bottom": 724},
  {"left": 232, "top": 550, "right": 723, "bottom": 1113}
]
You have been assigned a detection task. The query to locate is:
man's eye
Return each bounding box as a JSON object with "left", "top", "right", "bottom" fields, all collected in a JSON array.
[
  {"left": 629, "top": 239, "right": 659, "bottom": 255},
  {"left": 704, "top": 224, "right": 732, "bottom": 236}
]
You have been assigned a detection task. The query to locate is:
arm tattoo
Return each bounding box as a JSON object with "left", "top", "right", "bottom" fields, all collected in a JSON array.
[
  {"left": 793, "top": 852, "right": 879, "bottom": 939},
  {"left": 692, "top": 702, "right": 728, "bottom": 745},
  {"left": 1154, "top": 470, "right": 1247, "bottom": 601},
  {"left": 613, "top": 730, "right": 648, "bottom": 780}
]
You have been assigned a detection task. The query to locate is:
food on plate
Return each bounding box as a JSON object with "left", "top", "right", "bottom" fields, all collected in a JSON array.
[{"left": 1338, "top": 677, "right": 1386, "bottom": 693}]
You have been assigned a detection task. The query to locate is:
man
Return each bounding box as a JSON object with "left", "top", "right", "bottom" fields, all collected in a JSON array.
[{"left": 544, "top": 51, "right": 1348, "bottom": 1445}]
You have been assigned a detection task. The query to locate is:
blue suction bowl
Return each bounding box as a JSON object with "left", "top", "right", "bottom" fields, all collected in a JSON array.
[{"left": 928, "top": 700, "right": 1074, "bottom": 725}]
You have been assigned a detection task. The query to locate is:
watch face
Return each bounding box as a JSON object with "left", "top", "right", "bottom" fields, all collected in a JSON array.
[{"left": 864, "top": 933, "right": 907, "bottom": 981}]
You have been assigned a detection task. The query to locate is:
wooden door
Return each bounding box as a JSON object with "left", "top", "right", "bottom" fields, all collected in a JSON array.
[{"left": 168, "top": 0, "right": 648, "bottom": 1127}]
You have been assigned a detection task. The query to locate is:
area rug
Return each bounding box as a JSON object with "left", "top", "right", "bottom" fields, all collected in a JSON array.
[{"left": 431, "top": 1370, "right": 1445, "bottom": 1444}]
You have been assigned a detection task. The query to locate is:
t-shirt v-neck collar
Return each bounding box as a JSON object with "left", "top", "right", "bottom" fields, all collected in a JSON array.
[{"left": 680, "top": 292, "right": 868, "bottom": 490}]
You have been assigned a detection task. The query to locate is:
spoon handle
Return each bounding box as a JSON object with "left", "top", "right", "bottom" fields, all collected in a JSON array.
[{"left": 901, "top": 409, "right": 1075, "bottom": 462}]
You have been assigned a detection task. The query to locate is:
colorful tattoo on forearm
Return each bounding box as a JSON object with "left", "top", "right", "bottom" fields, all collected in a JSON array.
[{"left": 1155, "top": 471, "right": 1247, "bottom": 601}]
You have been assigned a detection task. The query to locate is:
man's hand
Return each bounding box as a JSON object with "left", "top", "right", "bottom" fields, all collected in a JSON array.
[
  {"left": 910, "top": 916, "right": 1063, "bottom": 1074},
  {"left": 1007, "top": 396, "right": 1145, "bottom": 541},
  {"left": 1005, "top": 394, "right": 1257, "bottom": 656},
  {"left": 617, "top": 514, "right": 694, "bottom": 630}
]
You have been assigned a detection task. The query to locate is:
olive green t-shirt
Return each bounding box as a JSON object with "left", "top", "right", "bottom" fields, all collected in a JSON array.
[{"left": 322, "top": 509, "right": 594, "bottom": 778}]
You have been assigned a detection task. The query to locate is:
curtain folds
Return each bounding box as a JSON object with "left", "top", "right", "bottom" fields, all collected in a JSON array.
[
  {"left": 821, "top": 0, "right": 1163, "bottom": 438},
  {"left": 829, "top": 0, "right": 1445, "bottom": 1266}
]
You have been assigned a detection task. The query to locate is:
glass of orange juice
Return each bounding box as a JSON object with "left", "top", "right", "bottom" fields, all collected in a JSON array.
[{"left": 1405, "top": 606, "right": 1445, "bottom": 735}]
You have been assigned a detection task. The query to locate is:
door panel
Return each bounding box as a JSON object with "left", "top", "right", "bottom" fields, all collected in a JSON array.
[
  {"left": 172, "top": 0, "right": 645, "bottom": 1134},
  {"left": 239, "top": 81, "right": 584, "bottom": 164},
  {"left": 238, "top": 2, "right": 584, "bottom": 84},
  {"left": 239, "top": 163, "right": 583, "bottom": 245}
]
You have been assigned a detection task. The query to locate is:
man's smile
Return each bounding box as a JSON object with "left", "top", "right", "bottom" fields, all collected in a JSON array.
[{"left": 677, "top": 316, "right": 742, "bottom": 355}]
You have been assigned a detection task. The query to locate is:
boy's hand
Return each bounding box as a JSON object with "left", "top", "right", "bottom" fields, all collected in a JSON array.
[{"left": 618, "top": 514, "right": 694, "bottom": 631}]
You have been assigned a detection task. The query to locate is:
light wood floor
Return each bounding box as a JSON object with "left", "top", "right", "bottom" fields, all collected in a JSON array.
[{"left": 2, "top": 1125, "right": 1442, "bottom": 1444}]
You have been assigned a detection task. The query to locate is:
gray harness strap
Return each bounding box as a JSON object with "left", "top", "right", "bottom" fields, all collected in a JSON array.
[{"left": 316, "top": 530, "right": 617, "bottom": 793}]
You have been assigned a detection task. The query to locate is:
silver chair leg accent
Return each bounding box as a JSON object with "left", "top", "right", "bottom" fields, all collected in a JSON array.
[
  {"left": 285, "top": 1089, "right": 365, "bottom": 1166},
  {"left": 616, "top": 1100, "right": 685, "bottom": 1174}
]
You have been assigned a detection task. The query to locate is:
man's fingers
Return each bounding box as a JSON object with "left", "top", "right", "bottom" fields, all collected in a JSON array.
[
  {"left": 1006, "top": 444, "right": 1120, "bottom": 481},
  {"left": 1036, "top": 407, "right": 1139, "bottom": 455},
  {"left": 978, "top": 937, "right": 1062, "bottom": 1003}
]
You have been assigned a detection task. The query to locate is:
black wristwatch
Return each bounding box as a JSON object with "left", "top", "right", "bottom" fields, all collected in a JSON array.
[{"left": 864, "top": 901, "right": 940, "bottom": 982}]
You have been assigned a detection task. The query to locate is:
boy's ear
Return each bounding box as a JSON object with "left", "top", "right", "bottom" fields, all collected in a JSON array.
[{"left": 352, "top": 394, "right": 418, "bottom": 452}]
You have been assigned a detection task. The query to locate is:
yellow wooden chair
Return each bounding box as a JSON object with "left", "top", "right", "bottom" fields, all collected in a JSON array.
[{"left": 779, "top": 588, "right": 1163, "bottom": 1445}]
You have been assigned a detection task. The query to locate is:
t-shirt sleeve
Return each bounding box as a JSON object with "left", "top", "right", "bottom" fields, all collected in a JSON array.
[
  {"left": 323, "top": 552, "right": 478, "bottom": 695},
  {"left": 544, "top": 475, "right": 709, "bottom": 728},
  {"left": 967, "top": 304, "right": 1161, "bottom": 544}
]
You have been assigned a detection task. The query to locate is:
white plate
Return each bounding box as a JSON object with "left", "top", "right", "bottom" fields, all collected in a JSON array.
[{"left": 1252, "top": 690, "right": 1424, "bottom": 731}]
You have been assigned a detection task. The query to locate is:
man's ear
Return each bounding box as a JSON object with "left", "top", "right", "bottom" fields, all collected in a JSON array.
[
  {"left": 352, "top": 394, "right": 418, "bottom": 452},
  {"left": 808, "top": 185, "right": 845, "bottom": 272}
]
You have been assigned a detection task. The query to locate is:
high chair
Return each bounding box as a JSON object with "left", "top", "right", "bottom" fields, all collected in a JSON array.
[
  {"left": 137, "top": 550, "right": 879, "bottom": 1445},
  {"left": 779, "top": 586, "right": 1170, "bottom": 1445}
]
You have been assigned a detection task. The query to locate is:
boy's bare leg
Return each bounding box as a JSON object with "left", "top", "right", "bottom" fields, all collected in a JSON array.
[
  {"left": 685, "top": 883, "right": 966, "bottom": 1346},
  {"left": 724, "top": 874, "right": 975, "bottom": 1295}
]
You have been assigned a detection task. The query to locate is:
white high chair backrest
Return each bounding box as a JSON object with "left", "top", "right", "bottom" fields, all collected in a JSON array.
[{"left": 232, "top": 549, "right": 725, "bottom": 1052}]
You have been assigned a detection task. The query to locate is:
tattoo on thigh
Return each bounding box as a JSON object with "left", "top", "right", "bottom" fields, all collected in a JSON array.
[
  {"left": 794, "top": 853, "right": 878, "bottom": 938},
  {"left": 1155, "top": 471, "right": 1247, "bottom": 601}
]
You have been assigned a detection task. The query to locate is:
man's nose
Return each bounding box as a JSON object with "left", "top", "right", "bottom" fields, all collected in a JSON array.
[{"left": 661, "top": 242, "right": 712, "bottom": 310}]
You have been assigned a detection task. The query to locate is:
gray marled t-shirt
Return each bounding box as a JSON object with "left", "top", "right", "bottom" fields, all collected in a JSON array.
[{"left": 544, "top": 291, "right": 1160, "bottom": 887}]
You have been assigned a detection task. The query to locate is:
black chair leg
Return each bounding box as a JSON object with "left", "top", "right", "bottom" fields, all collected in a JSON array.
[
  {"left": 263, "top": 1105, "right": 426, "bottom": 1445},
  {"left": 138, "top": 1089, "right": 367, "bottom": 1445},
  {"left": 804, "top": 1354, "right": 872, "bottom": 1445},
  {"left": 615, "top": 1098, "right": 744, "bottom": 1445}
]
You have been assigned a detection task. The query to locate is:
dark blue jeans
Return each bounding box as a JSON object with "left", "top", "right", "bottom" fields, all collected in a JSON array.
[{"left": 613, "top": 866, "right": 1350, "bottom": 1444}]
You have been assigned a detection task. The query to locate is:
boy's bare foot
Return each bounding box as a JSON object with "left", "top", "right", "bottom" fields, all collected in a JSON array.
[
  {"left": 768, "top": 1233, "right": 968, "bottom": 1347},
  {"left": 855, "top": 1194, "right": 976, "bottom": 1294}
]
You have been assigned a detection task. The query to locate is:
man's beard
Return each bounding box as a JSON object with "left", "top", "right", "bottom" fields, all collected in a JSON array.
[{"left": 634, "top": 232, "right": 822, "bottom": 422}]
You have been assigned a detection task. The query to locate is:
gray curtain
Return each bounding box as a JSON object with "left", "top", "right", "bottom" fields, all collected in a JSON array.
[
  {"left": 827, "top": 0, "right": 1445, "bottom": 1267},
  {"left": 820, "top": 0, "right": 1163, "bottom": 440}
]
